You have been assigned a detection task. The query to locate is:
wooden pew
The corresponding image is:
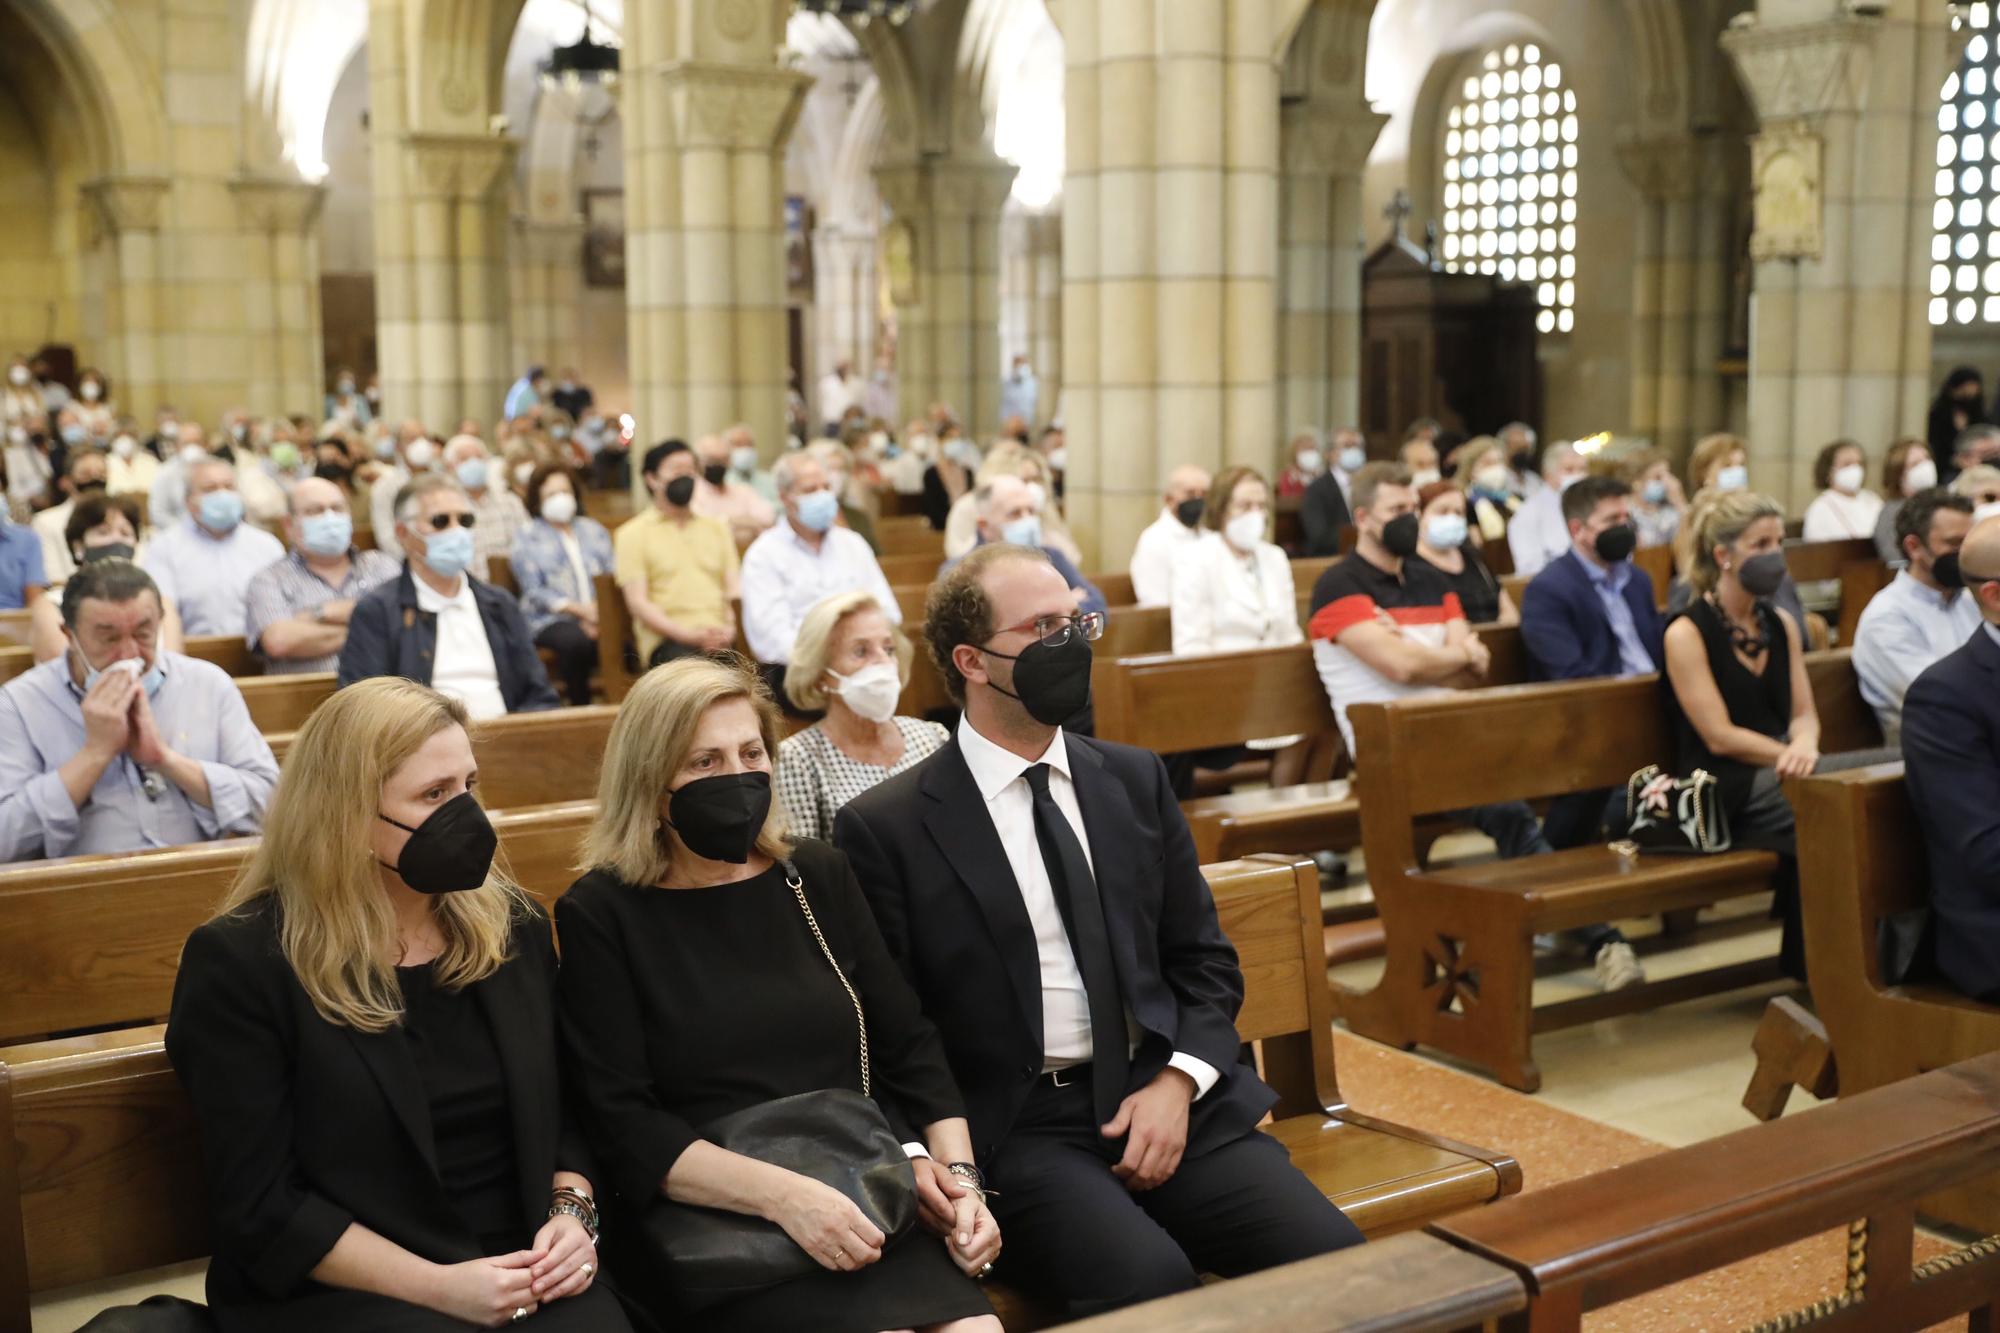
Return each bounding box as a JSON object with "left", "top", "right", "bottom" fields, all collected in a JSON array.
[
  {"left": 269, "top": 705, "right": 615, "bottom": 807},
  {"left": 0, "top": 855, "right": 1522, "bottom": 1331},
  {"left": 0, "top": 802, "right": 598, "bottom": 1047},
  {"left": 1060, "top": 1233, "right": 1525, "bottom": 1332},
  {"left": 1092, "top": 571, "right": 1135, "bottom": 606},
  {"left": 880, "top": 551, "right": 946, "bottom": 585},
  {"left": 1341, "top": 652, "right": 1880, "bottom": 1092},
  {"left": 236, "top": 672, "right": 336, "bottom": 733},
  {"left": 1431, "top": 1051, "right": 2000, "bottom": 1331},
  {"left": 1783, "top": 536, "right": 1887, "bottom": 646},
  {"left": 1756, "top": 763, "right": 2000, "bottom": 1236},
  {"left": 875, "top": 514, "right": 943, "bottom": 558}
]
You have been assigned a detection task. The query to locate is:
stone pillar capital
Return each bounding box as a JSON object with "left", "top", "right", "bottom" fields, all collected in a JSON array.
[
  {"left": 656, "top": 62, "right": 813, "bottom": 152},
  {"left": 874, "top": 151, "right": 1017, "bottom": 221},
  {"left": 1720, "top": 13, "right": 1878, "bottom": 129},
  {"left": 229, "top": 174, "right": 329, "bottom": 232},
  {"left": 404, "top": 133, "right": 518, "bottom": 200},
  {"left": 1280, "top": 101, "right": 1390, "bottom": 179},
  {"left": 1614, "top": 132, "right": 1709, "bottom": 202},
  {"left": 83, "top": 174, "right": 171, "bottom": 236}
]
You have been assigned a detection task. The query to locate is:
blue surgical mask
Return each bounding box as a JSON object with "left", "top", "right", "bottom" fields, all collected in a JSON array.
[
  {"left": 795, "top": 488, "right": 840, "bottom": 533},
  {"left": 1001, "top": 515, "right": 1043, "bottom": 548},
  {"left": 455, "top": 458, "right": 489, "bottom": 491},
  {"left": 196, "top": 489, "right": 244, "bottom": 533},
  {"left": 1424, "top": 513, "right": 1468, "bottom": 550},
  {"left": 423, "top": 525, "right": 476, "bottom": 577},
  {"left": 1339, "top": 445, "right": 1367, "bottom": 474},
  {"left": 730, "top": 445, "right": 759, "bottom": 475},
  {"left": 61, "top": 423, "right": 86, "bottom": 445},
  {"left": 1642, "top": 479, "right": 1669, "bottom": 505},
  {"left": 299, "top": 510, "right": 353, "bottom": 557},
  {"left": 1716, "top": 465, "right": 1749, "bottom": 492},
  {"left": 75, "top": 644, "right": 164, "bottom": 698}
]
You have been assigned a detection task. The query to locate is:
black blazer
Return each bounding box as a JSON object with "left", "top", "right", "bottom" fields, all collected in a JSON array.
[
  {"left": 1300, "top": 471, "right": 1353, "bottom": 557},
  {"left": 165, "top": 897, "right": 590, "bottom": 1331},
  {"left": 337, "top": 566, "right": 562, "bottom": 714},
  {"left": 1902, "top": 626, "right": 2000, "bottom": 1000},
  {"left": 831, "top": 733, "right": 1274, "bottom": 1166}
]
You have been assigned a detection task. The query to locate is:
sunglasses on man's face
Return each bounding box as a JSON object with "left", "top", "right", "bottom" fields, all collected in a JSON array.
[{"left": 425, "top": 512, "right": 477, "bottom": 530}]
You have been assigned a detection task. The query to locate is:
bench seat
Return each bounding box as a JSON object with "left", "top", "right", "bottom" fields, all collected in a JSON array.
[{"left": 1420, "top": 845, "right": 1781, "bottom": 933}]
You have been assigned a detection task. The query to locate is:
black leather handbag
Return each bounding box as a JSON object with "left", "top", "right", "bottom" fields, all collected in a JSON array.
[
  {"left": 639, "top": 859, "right": 917, "bottom": 1308},
  {"left": 1624, "top": 765, "right": 1732, "bottom": 854}
]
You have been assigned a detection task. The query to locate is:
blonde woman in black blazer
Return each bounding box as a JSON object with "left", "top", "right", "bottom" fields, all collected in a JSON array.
[{"left": 167, "top": 678, "right": 633, "bottom": 1331}]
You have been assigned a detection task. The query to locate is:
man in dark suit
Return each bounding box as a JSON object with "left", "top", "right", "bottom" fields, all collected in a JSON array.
[
  {"left": 1516, "top": 474, "right": 1665, "bottom": 988},
  {"left": 1299, "top": 428, "right": 1358, "bottom": 556},
  {"left": 1902, "top": 515, "right": 2000, "bottom": 1002},
  {"left": 833, "top": 543, "right": 1362, "bottom": 1317}
]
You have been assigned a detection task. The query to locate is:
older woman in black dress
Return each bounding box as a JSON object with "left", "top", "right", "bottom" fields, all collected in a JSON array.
[
  {"left": 558, "top": 654, "right": 1002, "bottom": 1333},
  {"left": 167, "top": 678, "right": 629, "bottom": 1331}
]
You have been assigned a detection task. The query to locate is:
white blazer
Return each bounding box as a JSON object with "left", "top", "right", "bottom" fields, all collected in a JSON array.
[{"left": 1169, "top": 531, "right": 1305, "bottom": 656}]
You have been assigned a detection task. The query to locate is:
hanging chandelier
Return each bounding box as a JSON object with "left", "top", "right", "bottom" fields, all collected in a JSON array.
[
  {"left": 794, "top": 0, "right": 917, "bottom": 25},
  {"left": 540, "top": 1, "right": 619, "bottom": 94}
]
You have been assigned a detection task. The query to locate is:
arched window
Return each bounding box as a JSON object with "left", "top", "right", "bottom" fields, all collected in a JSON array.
[
  {"left": 1932, "top": 2, "right": 2000, "bottom": 326},
  {"left": 1438, "top": 42, "right": 1578, "bottom": 334}
]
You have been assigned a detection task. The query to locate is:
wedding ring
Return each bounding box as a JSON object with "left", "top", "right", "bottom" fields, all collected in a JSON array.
[
  {"left": 512, "top": 1308, "right": 528, "bottom": 1322},
  {"left": 979, "top": 1262, "right": 993, "bottom": 1278},
  {"left": 581, "top": 1262, "right": 594, "bottom": 1277}
]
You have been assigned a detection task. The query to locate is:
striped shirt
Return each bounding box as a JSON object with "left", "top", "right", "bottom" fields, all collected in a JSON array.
[
  {"left": 1307, "top": 551, "right": 1464, "bottom": 752},
  {"left": 244, "top": 548, "right": 401, "bottom": 673}
]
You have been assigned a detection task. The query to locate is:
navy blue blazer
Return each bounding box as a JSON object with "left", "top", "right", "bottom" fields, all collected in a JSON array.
[
  {"left": 1520, "top": 550, "right": 1668, "bottom": 682},
  {"left": 1901, "top": 625, "right": 2000, "bottom": 1000},
  {"left": 337, "top": 566, "right": 561, "bottom": 714}
]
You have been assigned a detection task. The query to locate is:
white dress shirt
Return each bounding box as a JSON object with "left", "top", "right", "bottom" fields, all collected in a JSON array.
[
  {"left": 1802, "top": 488, "right": 1885, "bottom": 542},
  {"left": 954, "top": 716, "right": 1219, "bottom": 1098},
  {"left": 1506, "top": 485, "right": 1570, "bottom": 578},
  {"left": 1852, "top": 569, "right": 1985, "bottom": 743},
  {"left": 413, "top": 574, "right": 507, "bottom": 721},
  {"left": 1128, "top": 509, "right": 1200, "bottom": 608},
  {"left": 739, "top": 520, "right": 901, "bottom": 663}
]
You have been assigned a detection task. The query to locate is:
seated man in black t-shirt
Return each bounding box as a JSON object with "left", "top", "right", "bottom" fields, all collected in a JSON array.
[{"left": 1307, "top": 463, "right": 1644, "bottom": 991}]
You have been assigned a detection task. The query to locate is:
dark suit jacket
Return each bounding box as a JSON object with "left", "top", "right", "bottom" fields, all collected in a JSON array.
[
  {"left": 165, "top": 898, "right": 589, "bottom": 1330},
  {"left": 1902, "top": 626, "right": 2000, "bottom": 1000},
  {"left": 337, "top": 566, "right": 561, "bottom": 713},
  {"left": 1300, "top": 471, "right": 1353, "bottom": 557},
  {"left": 831, "top": 732, "right": 1274, "bottom": 1167},
  {"left": 1520, "top": 550, "right": 1669, "bottom": 682}
]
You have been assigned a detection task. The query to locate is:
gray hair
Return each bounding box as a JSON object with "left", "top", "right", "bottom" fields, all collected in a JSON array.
[
  {"left": 771, "top": 452, "right": 819, "bottom": 497},
  {"left": 184, "top": 456, "right": 234, "bottom": 500},
  {"left": 1501, "top": 421, "right": 1537, "bottom": 448},
  {"left": 395, "top": 472, "right": 470, "bottom": 524},
  {"left": 1954, "top": 423, "right": 2000, "bottom": 461},
  {"left": 1540, "top": 442, "right": 1578, "bottom": 477},
  {"left": 61, "top": 557, "right": 161, "bottom": 628}
]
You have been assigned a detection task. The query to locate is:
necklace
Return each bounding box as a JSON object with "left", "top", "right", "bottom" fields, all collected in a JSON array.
[{"left": 1709, "top": 595, "right": 1767, "bottom": 655}]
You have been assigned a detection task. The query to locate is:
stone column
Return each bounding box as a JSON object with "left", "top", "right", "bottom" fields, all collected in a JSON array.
[
  {"left": 810, "top": 223, "right": 878, "bottom": 401},
  {"left": 511, "top": 217, "right": 586, "bottom": 381},
  {"left": 1057, "top": 0, "right": 1283, "bottom": 567},
  {"left": 1025, "top": 209, "right": 1064, "bottom": 428},
  {"left": 399, "top": 133, "right": 516, "bottom": 430},
  {"left": 1278, "top": 99, "right": 1388, "bottom": 438},
  {"left": 876, "top": 152, "right": 1018, "bottom": 431},
  {"left": 81, "top": 175, "right": 171, "bottom": 425},
  {"left": 1723, "top": 2, "right": 1948, "bottom": 509},
  {"left": 622, "top": 52, "right": 810, "bottom": 457},
  {"left": 230, "top": 176, "right": 330, "bottom": 419}
]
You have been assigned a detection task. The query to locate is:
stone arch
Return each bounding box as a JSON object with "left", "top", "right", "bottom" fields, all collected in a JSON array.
[
  {"left": 4, "top": 0, "right": 165, "bottom": 175},
  {"left": 412, "top": 0, "right": 532, "bottom": 132},
  {"left": 1619, "top": 0, "right": 1693, "bottom": 138}
]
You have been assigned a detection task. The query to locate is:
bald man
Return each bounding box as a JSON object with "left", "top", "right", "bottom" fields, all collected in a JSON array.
[
  {"left": 244, "top": 477, "right": 400, "bottom": 673},
  {"left": 1128, "top": 465, "right": 1212, "bottom": 607},
  {"left": 1902, "top": 516, "right": 2000, "bottom": 1001},
  {"left": 442, "top": 433, "right": 529, "bottom": 570}
]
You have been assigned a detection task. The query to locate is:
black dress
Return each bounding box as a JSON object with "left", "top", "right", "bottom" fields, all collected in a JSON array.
[
  {"left": 556, "top": 838, "right": 992, "bottom": 1333},
  {"left": 398, "top": 963, "right": 523, "bottom": 1254},
  {"left": 1664, "top": 597, "right": 1792, "bottom": 818},
  {"left": 1413, "top": 547, "right": 1503, "bottom": 624}
]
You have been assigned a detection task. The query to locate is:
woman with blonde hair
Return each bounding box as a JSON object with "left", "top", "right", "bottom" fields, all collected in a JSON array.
[
  {"left": 1686, "top": 432, "right": 1749, "bottom": 495},
  {"left": 1451, "top": 436, "right": 1520, "bottom": 544},
  {"left": 166, "top": 678, "right": 625, "bottom": 1331},
  {"left": 558, "top": 655, "right": 1002, "bottom": 1333},
  {"left": 778, "top": 592, "right": 949, "bottom": 840},
  {"left": 1662, "top": 491, "right": 1894, "bottom": 979}
]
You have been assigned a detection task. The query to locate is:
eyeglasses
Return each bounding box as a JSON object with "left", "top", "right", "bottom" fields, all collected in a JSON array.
[
  {"left": 425, "top": 512, "right": 478, "bottom": 530},
  {"left": 990, "top": 611, "right": 1105, "bottom": 648}
]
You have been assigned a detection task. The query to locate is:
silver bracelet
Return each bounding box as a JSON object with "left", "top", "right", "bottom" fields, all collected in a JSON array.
[{"left": 547, "top": 1198, "right": 599, "bottom": 1244}]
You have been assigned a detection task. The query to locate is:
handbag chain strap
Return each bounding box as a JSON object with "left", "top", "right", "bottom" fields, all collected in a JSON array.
[{"left": 783, "top": 860, "right": 870, "bottom": 1097}]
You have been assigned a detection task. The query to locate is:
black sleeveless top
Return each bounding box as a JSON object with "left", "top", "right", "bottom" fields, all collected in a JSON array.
[
  {"left": 397, "top": 962, "right": 521, "bottom": 1246},
  {"left": 1413, "top": 547, "right": 1503, "bottom": 624},
  {"left": 1665, "top": 597, "right": 1792, "bottom": 809}
]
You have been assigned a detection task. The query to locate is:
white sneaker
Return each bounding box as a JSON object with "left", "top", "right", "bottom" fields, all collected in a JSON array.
[{"left": 1594, "top": 941, "right": 1645, "bottom": 992}]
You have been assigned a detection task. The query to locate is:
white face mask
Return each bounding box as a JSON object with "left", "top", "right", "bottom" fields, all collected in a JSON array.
[
  {"left": 1025, "top": 481, "right": 1048, "bottom": 513},
  {"left": 1830, "top": 463, "right": 1865, "bottom": 496},
  {"left": 80, "top": 381, "right": 101, "bottom": 402},
  {"left": 1976, "top": 500, "right": 2000, "bottom": 526},
  {"left": 178, "top": 444, "right": 207, "bottom": 466},
  {"left": 7, "top": 366, "right": 28, "bottom": 386},
  {"left": 513, "top": 460, "right": 535, "bottom": 488},
  {"left": 541, "top": 491, "right": 577, "bottom": 525},
  {"left": 1903, "top": 458, "right": 1939, "bottom": 494},
  {"left": 1224, "top": 509, "right": 1267, "bottom": 552},
  {"left": 405, "top": 438, "right": 436, "bottom": 470},
  {"left": 830, "top": 660, "right": 902, "bottom": 723},
  {"left": 111, "top": 435, "right": 137, "bottom": 460},
  {"left": 1411, "top": 468, "right": 1442, "bottom": 487},
  {"left": 1294, "top": 449, "right": 1323, "bottom": 475}
]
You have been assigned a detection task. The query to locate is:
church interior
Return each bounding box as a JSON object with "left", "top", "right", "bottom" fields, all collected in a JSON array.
[{"left": 7, "top": 1, "right": 2000, "bottom": 1330}]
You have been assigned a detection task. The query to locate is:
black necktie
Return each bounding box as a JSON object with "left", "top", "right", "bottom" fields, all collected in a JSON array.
[{"left": 1022, "top": 763, "right": 1129, "bottom": 1123}]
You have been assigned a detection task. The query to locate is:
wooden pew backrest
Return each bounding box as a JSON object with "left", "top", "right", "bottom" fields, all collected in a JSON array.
[{"left": 237, "top": 672, "right": 336, "bottom": 733}]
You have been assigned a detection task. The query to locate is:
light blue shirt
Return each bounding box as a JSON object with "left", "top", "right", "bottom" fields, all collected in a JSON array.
[
  {"left": 1853, "top": 570, "right": 1986, "bottom": 743},
  {"left": 1000, "top": 370, "right": 1039, "bottom": 426},
  {"left": 503, "top": 377, "right": 541, "bottom": 420},
  {"left": 0, "top": 520, "right": 46, "bottom": 609},
  {"left": 141, "top": 516, "right": 286, "bottom": 636},
  {"left": 0, "top": 652, "right": 278, "bottom": 862},
  {"left": 1582, "top": 556, "right": 1657, "bottom": 677}
]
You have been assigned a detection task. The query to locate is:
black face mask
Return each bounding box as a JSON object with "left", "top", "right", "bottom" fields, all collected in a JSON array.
[
  {"left": 378, "top": 791, "right": 496, "bottom": 894},
  {"left": 666, "top": 771, "right": 772, "bottom": 864},
  {"left": 80, "top": 542, "right": 135, "bottom": 564},
  {"left": 315, "top": 462, "right": 350, "bottom": 484},
  {"left": 1933, "top": 551, "right": 1964, "bottom": 590},
  {"left": 74, "top": 479, "right": 106, "bottom": 495},
  {"left": 703, "top": 462, "right": 729, "bottom": 487},
  {"left": 1174, "top": 497, "right": 1205, "bottom": 528},
  {"left": 664, "top": 475, "right": 697, "bottom": 507},
  {"left": 1594, "top": 523, "right": 1637, "bottom": 564},
  {"left": 981, "top": 631, "right": 1093, "bottom": 726},
  {"left": 1381, "top": 512, "right": 1421, "bottom": 558},
  {"left": 1737, "top": 550, "right": 1789, "bottom": 598}
]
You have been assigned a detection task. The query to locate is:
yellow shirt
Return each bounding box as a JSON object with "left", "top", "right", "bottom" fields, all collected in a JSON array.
[{"left": 614, "top": 507, "right": 739, "bottom": 659}]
